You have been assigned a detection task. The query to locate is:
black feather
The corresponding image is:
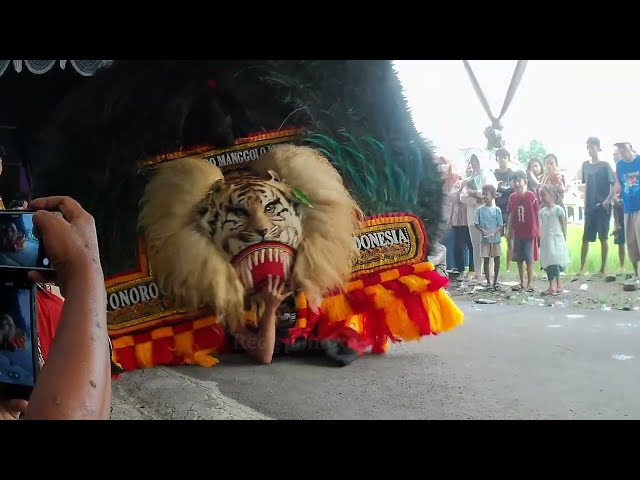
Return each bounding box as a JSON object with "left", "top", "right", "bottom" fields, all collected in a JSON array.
[{"left": 35, "top": 60, "right": 443, "bottom": 276}]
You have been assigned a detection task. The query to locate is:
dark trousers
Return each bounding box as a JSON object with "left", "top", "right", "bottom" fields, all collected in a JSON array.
[
  {"left": 443, "top": 226, "right": 456, "bottom": 269},
  {"left": 452, "top": 225, "right": 474, "bottom": 272}
]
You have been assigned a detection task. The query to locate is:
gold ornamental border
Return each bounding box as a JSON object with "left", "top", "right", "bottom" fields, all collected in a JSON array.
[
  {"left": 142, "top": 128, "right": 305, "bottom": 169},
  {"left": 350, "top": 213, "right": 427, "bottom": 278},
  {"left": 351, "top": 221, "right": 418, "bottom": 274}
]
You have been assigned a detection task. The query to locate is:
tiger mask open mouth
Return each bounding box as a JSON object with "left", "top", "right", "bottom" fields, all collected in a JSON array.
[{"left": 231, "top": 241, "right": 295, "bottom": 292}]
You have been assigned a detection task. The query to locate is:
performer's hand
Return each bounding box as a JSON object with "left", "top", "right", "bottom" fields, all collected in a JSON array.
[
  {"left": 27, "top": 196, "right": 104, "bottom": 297},
  {"left": 260, "top": 275, "right": 292, "bottom": 314},
  {"left": 0, "top": 396, "right": 28, "bottom": 420}
]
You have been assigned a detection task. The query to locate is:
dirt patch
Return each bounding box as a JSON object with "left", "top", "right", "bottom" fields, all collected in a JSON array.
[{"left": 446, "top": 270, "right": 640, "bottom": 312}]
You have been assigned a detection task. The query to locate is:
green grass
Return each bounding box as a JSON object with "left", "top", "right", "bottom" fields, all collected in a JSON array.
[{"left": 499, "top": 224, "right": 628, "bottom": 275}]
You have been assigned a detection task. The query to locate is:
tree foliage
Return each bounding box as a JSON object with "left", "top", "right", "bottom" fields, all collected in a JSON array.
[{"left": 517, "top": 139, "right": 547, "bottom": 167}]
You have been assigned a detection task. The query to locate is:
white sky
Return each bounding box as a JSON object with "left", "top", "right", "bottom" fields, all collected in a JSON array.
[{"left": 393, "top": 60, "right": 640, "bottom": 177}]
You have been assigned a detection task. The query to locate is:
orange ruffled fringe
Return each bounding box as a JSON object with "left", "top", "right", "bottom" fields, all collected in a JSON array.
[{"left": 110, "top": 262, "right": 464, "bottom": 372}]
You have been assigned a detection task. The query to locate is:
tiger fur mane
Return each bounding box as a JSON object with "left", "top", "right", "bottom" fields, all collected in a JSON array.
[{"left": 138, "top": 144, "right": 363, "bottom": 332}]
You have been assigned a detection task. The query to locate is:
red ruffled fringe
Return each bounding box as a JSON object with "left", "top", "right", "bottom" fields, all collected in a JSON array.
[{"left": 109, "top": 262, "right": 464, "bottom": 373}]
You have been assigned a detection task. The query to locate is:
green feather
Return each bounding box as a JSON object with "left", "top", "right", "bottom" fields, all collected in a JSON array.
[{"left": 292, "top": 188, "right": 314, "bottom": 209}]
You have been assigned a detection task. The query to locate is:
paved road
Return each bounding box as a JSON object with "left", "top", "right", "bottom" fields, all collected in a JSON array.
[
  {"left": 110, "top": 366, "right": 271, "bottom": 420},
  {"left": 173, "top": 301, "right": 640, "bottom": 420}
]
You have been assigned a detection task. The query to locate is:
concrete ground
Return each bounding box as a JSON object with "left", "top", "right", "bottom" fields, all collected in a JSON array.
[
  {"left": 110, "top": 366, "right": 271, "bottom": 420},
  {"left": 111, "top": 300, "right": 640, "bottom": 420}
]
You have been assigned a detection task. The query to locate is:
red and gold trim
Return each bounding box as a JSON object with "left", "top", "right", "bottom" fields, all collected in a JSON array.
[
  {"left": 351, "top": 212, "right": 428, "bottom": 278},
  {"left": 280, "top": 261, "right": 463, "bottom": 355},
  {"left": 141, "top": 128, "right": 305, "bottom": 169},
  {"left": 109, "top": 261, "right": 464, "bottom": 373},
  {"left": 111, "top": 315, "right": 231, "bottom": 372}
]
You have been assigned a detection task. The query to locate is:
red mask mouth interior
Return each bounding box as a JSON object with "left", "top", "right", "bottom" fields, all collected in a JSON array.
[{"left": 231, "top": 242, "right": 295, "bottom": 292}]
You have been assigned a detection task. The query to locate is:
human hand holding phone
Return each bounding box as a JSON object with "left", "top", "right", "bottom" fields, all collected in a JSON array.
[
  {"left": 27, "top": 196, "right": 103, "bottom": 296},
  {"left": 0, "top": 396, "right": 28, "bottom": 419},
  {"left": 17, "top": 196, "right": 110, "bottom": 420}
]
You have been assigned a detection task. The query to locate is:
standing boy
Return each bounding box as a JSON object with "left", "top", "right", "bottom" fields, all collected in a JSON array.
[
  {"left": 576, "top": 137, "right": 616, "bottom": 279},
  {"left": 475, "top": 185, "right": 503, "bottom": 289},
  {"left": 507, "top": 170, "right": 540, "bottom": 292},
  {"left": 493, "top": 148, "right": 516, "bottom": 271}
]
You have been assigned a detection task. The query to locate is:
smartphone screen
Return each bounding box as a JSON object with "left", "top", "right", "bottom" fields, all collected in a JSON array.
[
  {"left": 0, "top": 211, "right": 53, "bottom": 271},
  {"left": 0, "top": 283, "right": 37, "bottom": 399}
]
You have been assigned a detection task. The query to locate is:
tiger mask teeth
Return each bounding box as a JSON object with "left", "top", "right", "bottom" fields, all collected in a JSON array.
[{"left": 232, "top": 242, "right": 295, "bottom": 292}]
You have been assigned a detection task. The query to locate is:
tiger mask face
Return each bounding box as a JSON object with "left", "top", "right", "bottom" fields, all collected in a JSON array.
[
  {"left": 194, "top": 170, "right": 302, "bottom": 291},
  {"left": 198, "top": 170, "right": 303, "bottom": 260}
]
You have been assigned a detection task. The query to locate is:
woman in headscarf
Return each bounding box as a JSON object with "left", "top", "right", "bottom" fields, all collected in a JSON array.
[
  {"left": 526, "top": 157, "right": 545, "bottom": 199},
  {"left": 540, "top": 154, "right": 566, "bottom": 209},
  {"left": 436, "top": 155, "right": 457, "bottom": 271},
  {"left": 445, "top": 162, "right": 473, "bottom": 279}
]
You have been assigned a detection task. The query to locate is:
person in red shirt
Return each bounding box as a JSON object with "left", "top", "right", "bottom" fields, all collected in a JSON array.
[
  {"left": 35, "top": 284, "right": 64, "bottom": 363},
  {"left": 507, "top": 170, "right": 540, "bottom": 292}
]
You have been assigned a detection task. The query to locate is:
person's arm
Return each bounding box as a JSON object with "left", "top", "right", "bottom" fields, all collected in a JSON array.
[
  {"left": 538, "top": 210, "right": 544, "bottom": 239},
  {"left": 532, "top": 194, "right": 541, "bottom": 233},
  {"left": 474, "top": 223, "right": 487, "bottom": 236},
  {"left": 506, "top": 194, "right": 515, "bottom": 238},
  {"left": 557, "top": 174, "right": 566, "bottom": 193},
  {"left": 614, "top": 170, "right": 621, "bottom": 196},
  {"left": 613, "top": 164, "right": 623, "bottom": 204},
  {"left": 24, "top": 196, "right": 111, "bottom": 420},
  {"left": 527, "top": 170, "right": 539, "bottom": 191},
  {"left": 232, "top": 314, "right": 277, "bottom": 366},
  {"left": 603, "top": 164, "right": 617, "bottom": 208},
  {"left": 577, "top": 163, "right": 588, "bottom": 194},
  {"left": 459, "top": 181, "right": 476, "bottom": 206},
  {"left": 230, "top": 275, "right": 289, "bottom": 365},
  {"left": 474, "top": 208, "right": 487, "bottom": 236},
  {"left": 616, "top": 162, "right": 624, "bottom": 191},
  {"left": 495, "top": 208, "right": 504, "bottom": 237},
  {"left": 539, "top": 173, "right": 548, "bottom": 187},
  {"left": 560, "top": 207, "right": 567, "bottom": 240},
  {"left": 506, "top": 209, "right": 514, "bottom": 239},
  {"left": 603, "top": 183, "right": 615, "bottom": 208}
]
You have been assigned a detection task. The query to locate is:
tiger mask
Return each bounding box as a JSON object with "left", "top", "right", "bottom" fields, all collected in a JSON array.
[
  {"left": 198, "top": 169, "right": 303, "bottom": 292},
  {"left": 201, "top": 170, "right": 302, "bottom": 258},
  {"left": 139, "top": 145, "right": 362, "bottom": 332}
]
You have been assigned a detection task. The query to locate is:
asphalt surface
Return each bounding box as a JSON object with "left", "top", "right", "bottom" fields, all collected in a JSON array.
[
  {"left": 174, "top": 301, "right": 640, "bottom": 420},
  {"left": 110, "top": 366, "right": 270, "bottom": 420}
]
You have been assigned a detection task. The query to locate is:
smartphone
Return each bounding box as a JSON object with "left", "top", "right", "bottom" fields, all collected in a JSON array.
[
  {"left": 0, "top": 281, "right": 38, "bottom": 400},
  {"left": 0, "top": 210, "right": 59, "bottom": 272}
]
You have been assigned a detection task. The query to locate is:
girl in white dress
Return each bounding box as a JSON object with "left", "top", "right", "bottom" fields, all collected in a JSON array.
[{"left": 538, "top": 185, "right": 569, "bottom": 295}]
